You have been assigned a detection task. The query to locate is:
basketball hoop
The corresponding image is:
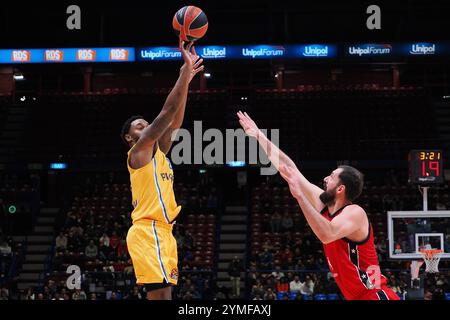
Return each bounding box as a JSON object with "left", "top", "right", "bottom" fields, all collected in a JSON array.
[{"left": 420, "top": 249, "right": 443, "bottom": 273}]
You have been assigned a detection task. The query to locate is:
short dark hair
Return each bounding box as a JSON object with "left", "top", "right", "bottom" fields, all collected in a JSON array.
[
  {"left": 337, "top": 165, "right": 364, "bottom": 201},
  {"left": 120, "top": 115, "right": 144, "bottom": 146}
]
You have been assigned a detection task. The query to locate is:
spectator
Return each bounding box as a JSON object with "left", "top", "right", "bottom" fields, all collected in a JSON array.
[
  {"left": 263, "top": 288, "right": 276, "bottom": 300},
  {"left": 99, "top": 240, "right": 112, "bottom": 261},
  {"left": 99, "top": 233, "right": 110, "bottom": 247},
  {"left": 436, "top": 199, "right": 446, "bottom": 210},
  {"left": 103, "top": 260, "right": 115, "bottom": 272},
  {"left": 0, "top": 288, "right": 9, "bottom": 300},
  {"left": 109, "top": 231, "right": 120, "bottom": 251},
  {"left": 0, "top": 239, "right": 11, "bottom": 255},
  {"left": 301, "top": 275, "right": 315, "bottom": 295},
  {"left": 108, "top": 291, "right": 118, "bottom": 300},
  {"left": 52, "top": 292, "right": 64, "bottom": 301},
  {"left": 123, "top": 261, "right": 134, "bottom": 275},
  {"left": 117, "top": 239, "right": 128, "bottom": 258},
  {"left": 125, "top": 286, "right": 142, "bottom": 300},
  {"left": 251, "top": 280, "right": 265, "bottom": 298},
  {"left": 55, "top": 232, "right": 68, "bottom": 251},
  {"left": 72, "top": 289, "right": 87, "bottom": 300},
  {"left": 275, "top": 277, "right": 289, "bottom": 293},
  {"left": 424, "top": 290, "right": 433, "bottom": 300},
  {"left": 202, "top": 279, "right": 215, "bottom": 300},
  {"left": 280, "top": 212, "right": 293, "bottom": 232},
  {"left": 70, "top": 223, "right": 84, "bottom": 237},
  {"left": 290, "top": 275, "right": 303, "bottom": 293},
  {"left": 85, "top": 240, "right": 98, "bottom": 259},
  {"left": 279, "top": 247, "right": 293, "bottom": 266},
  {"left": 89, "top": 293, "right": 97, "bottom": 300},
  {"left": 271, "top": 266, "right": 285, "bottom": 281},
  {"left": 259, "top": 248, "right": 273, "bottom": 270},
  {"left": 228, "top": 256, "right": 243, "bottom": 298},
  {"left": 270, "top": 212, "right": 282, "bottom": 233},
  {"left": 25, "top": 287, "right": 35, "bottom": 300}
]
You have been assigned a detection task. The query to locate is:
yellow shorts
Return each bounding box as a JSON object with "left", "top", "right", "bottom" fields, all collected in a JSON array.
[{"left": 126, "top": 219, "right": 178, "bottom": 285}]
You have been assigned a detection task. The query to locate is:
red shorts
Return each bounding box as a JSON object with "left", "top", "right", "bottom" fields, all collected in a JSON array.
[{"left": 357, "top": 286, "right": 400, "bottom": 300}]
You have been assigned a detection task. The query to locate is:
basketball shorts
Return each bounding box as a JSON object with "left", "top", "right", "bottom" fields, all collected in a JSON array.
[
  {"left": 358, "top": 286, "right": 401, "bottom": 300},
  {"left": 126, "top": 219, "right": 179, "bottom": 285}
]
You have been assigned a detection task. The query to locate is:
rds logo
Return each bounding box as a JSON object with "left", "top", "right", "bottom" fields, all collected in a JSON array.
[
  {"left": 109, "top": 48, "right": 129, "bottom": 61},
  {"left": 45, "top": 50, "right": 64, "bottom": 62},
  {"left": 11, "top": 50, "right": 31, "bottom": 62},
  {"left": 76, "top": 49, "right": 96, "bottom": 61}
]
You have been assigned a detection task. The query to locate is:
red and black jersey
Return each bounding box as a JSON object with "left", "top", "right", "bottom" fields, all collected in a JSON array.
[{"left": 321, "top": 204, "right": 391, "bottom": 300}]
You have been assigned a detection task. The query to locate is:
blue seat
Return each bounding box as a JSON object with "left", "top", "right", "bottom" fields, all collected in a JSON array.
[
  {"left": 315, "top": 294, "right": 327, "bottom": 300},
  {"left": 327, "top": 293, "right": 339, "bottom": 300},
  {"left": 289, "top": 292, "right": 298, "bottom": 300},
  {"left": 445, "top": 293, "right": 450, "bottom": 300},
  {"left": 302, "top": 294, "right": 311, "bottom": 300},
  {"left": 276, "top": 292, "right": 285, "bottom": 300}
]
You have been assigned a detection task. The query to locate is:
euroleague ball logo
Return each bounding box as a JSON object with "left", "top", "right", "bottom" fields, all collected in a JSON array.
[{"left": 170, "top": 268, "right": 178, "bottom": 280}]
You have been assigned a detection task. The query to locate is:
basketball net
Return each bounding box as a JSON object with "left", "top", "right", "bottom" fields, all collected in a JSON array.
[{"left": 420, "top": 249, "right": 443, "bottom": 273}]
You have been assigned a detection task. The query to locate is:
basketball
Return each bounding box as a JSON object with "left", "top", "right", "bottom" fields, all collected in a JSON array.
[{"left": 172, "top": 6, "right": 208, "bottom": 42}]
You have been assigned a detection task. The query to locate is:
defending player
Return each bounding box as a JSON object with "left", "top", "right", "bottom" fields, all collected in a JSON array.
[{"left": 237, "top": 111, "right": 399, "bottom": 300}]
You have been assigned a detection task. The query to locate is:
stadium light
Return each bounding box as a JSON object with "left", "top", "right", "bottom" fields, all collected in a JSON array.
[
  {"left": 227, "top": 161, "right": 246, "bottom": 167},
  {"left": 50, "top": 163, "right": 68, "bottom": 170},
  {"left": 13, "top": 73, "right": 24, "bottom": 81}
]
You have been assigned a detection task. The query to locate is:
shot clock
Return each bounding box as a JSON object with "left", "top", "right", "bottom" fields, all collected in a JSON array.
[{"left": 408, "top": 150, "right": 444, "bottom": 185}]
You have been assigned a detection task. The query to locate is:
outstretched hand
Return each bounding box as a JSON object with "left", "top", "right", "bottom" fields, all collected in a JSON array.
[
  {"left": 179, "top": 40, "right": 204, "bottom": 82},
  {"left": 237, "top": 111, "right": 259, "bottom": 138},
  {"left": 279, "top": 164, "right": 303, "bottom": 200}
]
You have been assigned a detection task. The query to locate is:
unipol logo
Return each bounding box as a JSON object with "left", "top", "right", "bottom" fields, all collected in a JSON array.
[
  {"left": 303, "top": 45, "right": 329, "bottom": 57},
  {"left": 45, "top": 50, "right": 64, "bottom": 62},
  {"left": 110, "top": 48, "right": 129, "bottom": 61},
  {"left": 76, "top": 49, "right": 96, "bottom": 61},
  {"left": 410, "top": 43, "right": 436, "bottom": 55},
  {"left": 201, "top": 47, "right": 226, "bottom": 59},
  {"left": 12, "top": 50, "right": 31, "bottom": 62}
]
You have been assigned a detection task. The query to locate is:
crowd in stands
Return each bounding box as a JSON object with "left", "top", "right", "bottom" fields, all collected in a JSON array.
[
  {"left": 248, "top": 170, "right": 450, "bottom": 300},
  {"left": 0, "top": 170, "right": 219, "bottom": 300}
]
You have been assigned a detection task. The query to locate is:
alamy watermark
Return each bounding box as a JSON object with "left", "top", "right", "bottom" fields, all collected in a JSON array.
[
  {"left": 169, "top": 121, "right": 279, "bottom": 175},
  {"left": 66, "top": 265, "right": 81, "bottom": 290}
]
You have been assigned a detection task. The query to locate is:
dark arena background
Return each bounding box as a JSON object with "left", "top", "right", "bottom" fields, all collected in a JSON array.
[{"left": 1, "top": 0, "right": 450, "bottom": 307}]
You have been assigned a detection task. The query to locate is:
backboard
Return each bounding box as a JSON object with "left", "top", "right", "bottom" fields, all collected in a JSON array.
[{"left": 387, "top": 211, "right": 450, "bottom": 260}]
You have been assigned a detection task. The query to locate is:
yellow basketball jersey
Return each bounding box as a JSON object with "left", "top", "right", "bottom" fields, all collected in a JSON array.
[{"left": 127, "top": 144, "right": 181, "bottom": 224}]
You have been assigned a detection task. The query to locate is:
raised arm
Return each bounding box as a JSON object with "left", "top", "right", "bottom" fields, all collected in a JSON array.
[
  {"left": 279, "top": 165, "right": 365, "bottom": 244},
  {"left": 237, "top": 111, "right": 324, "bottom": 212},
  {"left": 133, "top": 41, "right": 204, "bottom": 155},
  {"left": 158, "top": 44, "right": 204, "bottom": 154}
]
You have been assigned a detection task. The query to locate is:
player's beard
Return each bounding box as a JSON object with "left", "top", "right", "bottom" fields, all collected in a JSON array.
[{"left": 319, "top": 186, "right": 338, "bottom": 206}]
